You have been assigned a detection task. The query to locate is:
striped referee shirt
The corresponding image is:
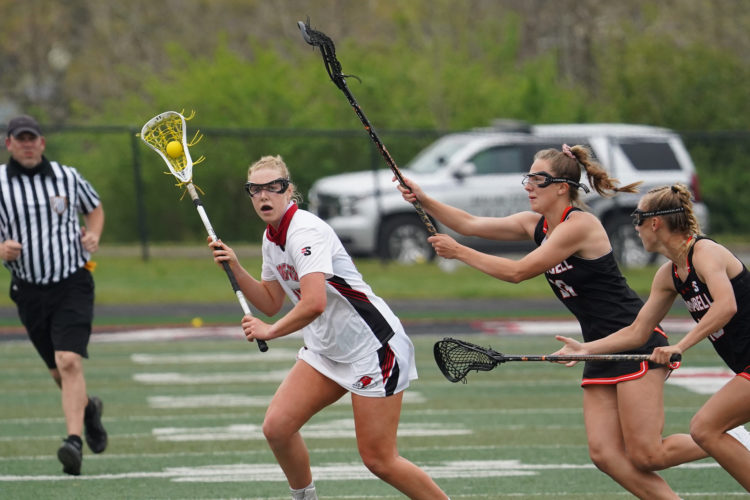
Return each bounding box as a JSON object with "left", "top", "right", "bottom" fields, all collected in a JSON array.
[{"left": 0, "top": 156, "right": 101, "bottom": 285}]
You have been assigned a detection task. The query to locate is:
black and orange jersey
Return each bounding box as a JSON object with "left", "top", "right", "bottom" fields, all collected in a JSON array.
[{"left": 672, "top": 236, "right": 750, "bottom": 374}]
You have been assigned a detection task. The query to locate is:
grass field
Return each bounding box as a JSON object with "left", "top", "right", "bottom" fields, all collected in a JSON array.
[{"left": 1, "top": 329, "right": 746, "bottom": 499}]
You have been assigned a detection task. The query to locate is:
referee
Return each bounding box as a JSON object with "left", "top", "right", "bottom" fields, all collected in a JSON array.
[{"left": 1, "top": 115, "right": 107, "bottom": 476}]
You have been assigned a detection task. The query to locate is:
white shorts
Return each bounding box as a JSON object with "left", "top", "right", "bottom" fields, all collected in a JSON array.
[{"left": 297, "top": 330, "right": 418, "bottom": 397}]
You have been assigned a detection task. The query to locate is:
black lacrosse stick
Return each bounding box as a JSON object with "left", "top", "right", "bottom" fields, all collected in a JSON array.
[
  {"left": 298, "top": 19, "right": 437, "bottom": 236},
  {"left": 434, "top": 337, "right": 681, "bottom": 384},
  {"left": 434, "top": 338, "right": 503, "bottom": 383}
]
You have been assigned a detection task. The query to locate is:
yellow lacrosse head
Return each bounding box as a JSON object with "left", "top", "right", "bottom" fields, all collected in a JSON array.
[{"left": 140, "top": 110, "right": 203, "bottom": 185}]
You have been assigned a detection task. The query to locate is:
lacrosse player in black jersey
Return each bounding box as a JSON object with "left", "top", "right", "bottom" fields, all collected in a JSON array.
[
  {"left": 398, "top": 145, "right": 709, "bottom": 499},
  {"left": 556, "top": 183, "right": 750, "bottom": 492}
]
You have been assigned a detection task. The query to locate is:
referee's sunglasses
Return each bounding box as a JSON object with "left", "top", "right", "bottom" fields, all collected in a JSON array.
[
  {"left": 245, "top": 178, "right": 290, "bottom": 198},
  {"left": 630, "top": 207, "right": 685, "bottom": 227}
]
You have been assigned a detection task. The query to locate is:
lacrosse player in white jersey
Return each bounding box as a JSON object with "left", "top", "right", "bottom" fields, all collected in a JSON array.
[{"left": 210, "top": 155, "right": 449, "bottom": 500}]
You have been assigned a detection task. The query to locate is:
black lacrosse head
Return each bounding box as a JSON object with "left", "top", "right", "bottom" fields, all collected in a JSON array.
[
  {"left": 297, "top": 19, "right": 360, "bottom": 91},
  {"left": 434, "top": 338, "right": 500, "bottom": 383}
]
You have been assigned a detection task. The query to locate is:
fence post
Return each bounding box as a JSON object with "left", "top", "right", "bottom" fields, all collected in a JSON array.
[{"left": 129, "top": 128, "right": 149, "bottom": 260}]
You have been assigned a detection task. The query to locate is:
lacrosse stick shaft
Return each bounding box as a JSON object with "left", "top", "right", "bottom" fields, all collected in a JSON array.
[
  {"left": 338, "top": 81, "right": 436, "bottom": 236},
  {"left": 185, "top": 184, "right": 268, "bottom": 352},
  {"left": 498, "top": 353, "right": 682, "bottom": 363},
  {"left": 298, "top": 21, "right": 436, "bottom": 236}
]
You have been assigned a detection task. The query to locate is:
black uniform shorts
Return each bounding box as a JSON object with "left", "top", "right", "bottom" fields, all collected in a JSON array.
[
  {"left": 10, "top": 267, "right": 94, "bottom": 369},
  {"left": 581, "top": 327, "right": 670, "bottom": 386}
]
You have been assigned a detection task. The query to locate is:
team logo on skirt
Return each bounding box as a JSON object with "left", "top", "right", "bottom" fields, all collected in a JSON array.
[
  {"left": 352, "top": 376, "right": 373, "bottom": 390},
  {"left": 50, "top": 196, "right": 68, "bottom": 214}
]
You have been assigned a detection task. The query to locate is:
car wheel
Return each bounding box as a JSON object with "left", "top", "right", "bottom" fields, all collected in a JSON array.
[
  {"left": 606, "top": 214, "right": 656, "bottom": 268},
  {"left": 378, "top": 215, "right": 436, "bottom": 264}
]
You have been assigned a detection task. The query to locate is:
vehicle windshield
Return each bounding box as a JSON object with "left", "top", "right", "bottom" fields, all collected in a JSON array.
[{"left": 406, "top": 135, "right": 475, "bottom": 173}]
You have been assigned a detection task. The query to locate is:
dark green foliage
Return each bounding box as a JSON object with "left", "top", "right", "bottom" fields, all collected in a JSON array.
[{"left": 19, "top": 7, "right": 750, "bottom": 243}]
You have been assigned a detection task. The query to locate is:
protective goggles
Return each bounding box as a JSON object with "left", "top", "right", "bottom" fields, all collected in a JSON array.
[
  {"left": 244, "top": 178, "right": 290, "bottom": 197},
  {"left": 521, "top": 171, "right": 590, "bottom": 193},
  {"left": 630, "top": 207, "right": 685, "bottom": 226}
]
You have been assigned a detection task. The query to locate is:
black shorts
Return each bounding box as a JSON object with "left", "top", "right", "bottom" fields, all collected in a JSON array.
[
  {"left": 581, "top": 328, "right": 670, "bottom": 386},
  {"left": 10, "top": 267, "right": 95, "bottom": 369}
]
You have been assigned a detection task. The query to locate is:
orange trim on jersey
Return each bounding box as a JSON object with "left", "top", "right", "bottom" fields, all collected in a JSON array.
[
  {"left": 542, "top": 205, "right": 575, "bottom": 235},
  {"left": 581, "top": 361, "right": 648, "bottom": 386},
  {"left": 654, "top": 326, "right": 667, "bottom": 338},
  {"left": 672, "top": 235, "right": 695, "bottom": 279},
  {"left": 738, "top": 372, "right": 750, "bottom": 382}
]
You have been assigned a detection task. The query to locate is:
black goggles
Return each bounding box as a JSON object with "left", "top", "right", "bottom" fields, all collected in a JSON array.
[
  {"left": 630, "top": 207, "right": 685, "bottom": 226},
  {"left": 521, "top": 171, "right": 590, "bottom": 194},
  {"left": 244, "top": 178, "right": 290, "bottom": 198}
]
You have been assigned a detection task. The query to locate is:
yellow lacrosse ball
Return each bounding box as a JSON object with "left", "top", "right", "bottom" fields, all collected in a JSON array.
[
  {"left": 191, "top": 317, "right": 204, "bottom": 328},
  {"left": 166, "top": 141, "right": 183, "bottom": 158}
]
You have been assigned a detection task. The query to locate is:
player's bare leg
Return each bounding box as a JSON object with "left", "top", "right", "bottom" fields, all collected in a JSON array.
[
  {"left": 583, "top": 384, "right": 680, "bottom": 499},
  {"left": 352, "top": 391, "right": 449, "bottom": 500},
  {"left": 262, "top": 360, "right": 347, "bottom": 489},
  {"left": 690, "top": 376, "right": 750, "bottom": 491},
  {"left": 618, "top": 368, "right": 707, "bottom": 470}
]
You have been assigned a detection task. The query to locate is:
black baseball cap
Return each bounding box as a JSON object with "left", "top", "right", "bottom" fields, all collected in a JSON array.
[{"left": 6, "top": 115, "right": 42, "bottom": 138}]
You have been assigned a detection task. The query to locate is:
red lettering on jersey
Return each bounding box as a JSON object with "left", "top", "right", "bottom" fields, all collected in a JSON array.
[{"left": 276, "top": 263, "right": 299, "bottom": 281}]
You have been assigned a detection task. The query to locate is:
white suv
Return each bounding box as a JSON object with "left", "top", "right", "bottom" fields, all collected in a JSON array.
[{"left": 307, "top": 122, "right": 709, "bottom": 268}]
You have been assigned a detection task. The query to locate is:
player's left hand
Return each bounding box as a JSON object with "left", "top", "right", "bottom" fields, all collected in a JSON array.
[
  {"left": 241, "top": 315, "right": 272, "bottom": 343},
  {"left": 552, "top": 335, "right": 585, "bottom": 366},
  {"left": 428, "top": 234, "right": 462, "bottom": 259}
]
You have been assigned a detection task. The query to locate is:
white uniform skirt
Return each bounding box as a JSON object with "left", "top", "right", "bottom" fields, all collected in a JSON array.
[{"left": 297, "top": 329, "right": 418, "bottom": 397}]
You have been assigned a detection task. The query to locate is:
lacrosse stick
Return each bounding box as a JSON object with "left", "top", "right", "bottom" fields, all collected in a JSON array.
[
  {"left": 434, "top": 337, "right": 680, "bottom": 383},
  {"left": 298, "top": 19, "right": 437, "bottom": 237},
  {"left": 139, "top": 111, "right": 268, "bottom": 352}
]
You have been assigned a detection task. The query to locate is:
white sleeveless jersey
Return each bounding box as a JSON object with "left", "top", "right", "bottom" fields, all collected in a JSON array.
[{"left": 261, "top": 208, "right": 401, "bottom": 362}]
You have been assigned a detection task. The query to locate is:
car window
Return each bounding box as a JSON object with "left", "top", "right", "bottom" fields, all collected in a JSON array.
[
  {"left": 619, "top": 141, "right": 681, "bottom": 171},
  {"left": 407, "top": 135, "right": 475, "bottom": 174},
  {"left": 524, "top": 143, "right": 563, "bottom": 166},
  {"left": 470, "top": 146, "right": 526, "bottom": 175}
]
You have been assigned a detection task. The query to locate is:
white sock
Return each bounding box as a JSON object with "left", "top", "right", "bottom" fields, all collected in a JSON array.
[{"left": 290, "top": 481, "right": 317, "bottom": 500}]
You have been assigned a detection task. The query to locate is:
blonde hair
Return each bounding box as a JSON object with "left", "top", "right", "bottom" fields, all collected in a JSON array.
[
  {"left": 534, "top": 145, "right": 642, "bottom": 207},
  {"left": 641, "top": 184, "right": 702, "bottom": 237},
  {"left": 247, "top": 155, "right": 303, "bottom": 204}
]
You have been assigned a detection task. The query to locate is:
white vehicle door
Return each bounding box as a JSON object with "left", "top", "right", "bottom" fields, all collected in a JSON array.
[{"left": 439, "top": 142, "right": 562, "bottom": 219}]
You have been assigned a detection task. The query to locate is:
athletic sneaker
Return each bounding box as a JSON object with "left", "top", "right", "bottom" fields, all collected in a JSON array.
[
  {"left": 57, "top": 436, "right": 83, "bottom": 476},
  {"left": 727, "top": 425, "right": 750, "bottom": 451},
  {"left": 84, "top": 396, "right": 108, "bottom": 454}
]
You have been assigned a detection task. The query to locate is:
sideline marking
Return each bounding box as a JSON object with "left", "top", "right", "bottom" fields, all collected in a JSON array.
[
  {"left": 131, "top": 349, "right": 298, "bottom": 364},
  {"left": 93, "top": 327, "right": 302, "bottom": 343},
  {"left": 134, "top": 370, "right": 290, "bottom": 384},
  {"left": 667, "top": 367, "right": 734, "bottom": 394},
  {"left": 152, "top": 418, "right": 469, "bottom": 442},
  {"left": 0, "top": 458, "right": 723, "bottom": 483},
  {"left": 148, "top": 391, "right": 426, "bottom": 409}
]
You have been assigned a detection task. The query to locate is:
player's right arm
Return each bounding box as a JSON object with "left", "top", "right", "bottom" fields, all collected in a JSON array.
[
  {"left": 396, "top": 176, "right": 536, "bottom": 241},
  {"left": 555, "top": 262, "right": 678, "bottom": 356}
]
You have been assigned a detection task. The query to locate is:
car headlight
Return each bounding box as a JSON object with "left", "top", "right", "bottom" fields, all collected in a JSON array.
[
  {"left": 339, "top": 195, "right": 361, "bottom": 216},
  {"left": 308, "top": 193, "right": 365, "bottom": 219}
]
